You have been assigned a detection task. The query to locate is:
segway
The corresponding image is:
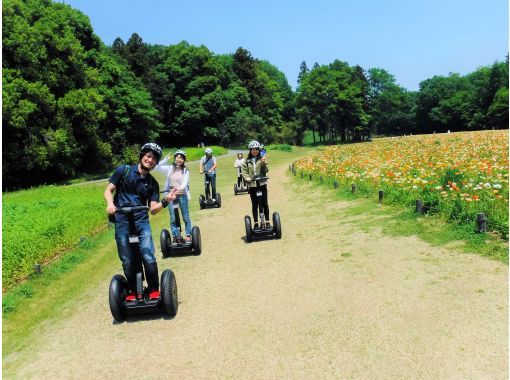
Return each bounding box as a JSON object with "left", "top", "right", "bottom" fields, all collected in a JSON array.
[
  {"left": 244, "top": 176, "right": 282, "bottom": 243},
  {"left": 108, "top": 205, "right": 178, "bottom": 322},
  {"left": 234, "top": 166, "right": 249, "bottom": 195},
  {"left": 161, "top": 199, "right": 201, "bottom": 257},
  {"left": 199, "top": 173, "right": 221, "bottom": 209}
]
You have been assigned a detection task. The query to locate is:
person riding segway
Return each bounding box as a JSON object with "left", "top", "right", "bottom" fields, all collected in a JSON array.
[
  {"left": 242, "top": 140, "right": 282, "bottom": 242},
  {"left": 199, "top": 147, "right": 221, "bottom": 209},
  {"left": 234, "top": 152, "right": 248, "bottom": 195},
  {"left": 155, "top": 150, "right": 201, "bottom": 256},
  {"left": 104, "top": 143, "right": 178, "bottom": 321}
]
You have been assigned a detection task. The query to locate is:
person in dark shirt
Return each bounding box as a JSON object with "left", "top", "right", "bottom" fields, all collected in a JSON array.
[{"left": 104, "top": 143, "right": 175, "bottom": 301}]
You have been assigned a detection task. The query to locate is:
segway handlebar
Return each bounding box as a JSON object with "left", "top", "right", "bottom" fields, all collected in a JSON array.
[
  {"left": 160, "top": 186, "right": 174, "bottom": 193},
  {"left": 115, "top": 205, "right": 150, "bottom": 214},
  {"left": 252, "top": 175, "right": 269, "bottom": 181}
]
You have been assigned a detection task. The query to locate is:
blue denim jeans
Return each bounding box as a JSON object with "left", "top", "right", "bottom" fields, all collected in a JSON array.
[
  {"left": 115, "top": 220, "right": 157, "bottom": 289},
  {"left": 204, "top": 172, "right": 216, "bottom": 199},
  {"left": 169, "top": 195, "right": 193, "bottom": 237}
]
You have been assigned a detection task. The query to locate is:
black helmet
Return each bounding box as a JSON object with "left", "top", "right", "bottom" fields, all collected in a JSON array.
[{"left": 140, "top": 143, "right": 162, "bottom": 162}]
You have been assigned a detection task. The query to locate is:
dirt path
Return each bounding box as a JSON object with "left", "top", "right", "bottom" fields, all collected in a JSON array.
[{"left": 7, "top": 158, "right": 508, "bottom": 379}]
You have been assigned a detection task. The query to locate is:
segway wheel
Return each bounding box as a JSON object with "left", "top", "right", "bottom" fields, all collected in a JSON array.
[
  {"left": 191, "top": 226, "right": 202, "bottom": 255},
  {"left": 234, "top": 184, "right": 238, "bottom": 195},
  {"left": 273, "top": 212, "right": 282, "bottom": 239},
  {"left": 160, "top": 269, "right": 178, "bottom": 318},
  {"left": 160, "top": 228, "right": 171, "bottom": 258},
  {"left": 109, "top": 274, "right": 128, "bottom": 322},
  {"left": 244, "top": 215, "right": 253, "bottom": 243},
  {"left": 216, "top": 193, "right": 222, "bottom": 208},
  {"left": 199, "top": 195, "right": 205, "bottom": 210}
]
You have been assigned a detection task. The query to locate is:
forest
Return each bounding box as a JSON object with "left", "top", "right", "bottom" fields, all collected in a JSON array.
[{"left": 3, "top": 0, "right": 508, "bottom": 189}]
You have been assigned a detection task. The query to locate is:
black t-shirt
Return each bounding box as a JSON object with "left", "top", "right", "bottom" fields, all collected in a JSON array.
[{"left": 109, "top": 164, "right": 160, "bottom": 222}]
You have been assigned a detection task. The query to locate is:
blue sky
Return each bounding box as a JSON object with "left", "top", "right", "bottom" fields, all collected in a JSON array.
[{"left": 64, "top": 0, "right": 508, "bottom": 91}]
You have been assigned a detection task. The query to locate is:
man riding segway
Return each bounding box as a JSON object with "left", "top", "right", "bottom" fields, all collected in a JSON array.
[{"left": 104, "top": 143, "right": 178, "bottom": 320}]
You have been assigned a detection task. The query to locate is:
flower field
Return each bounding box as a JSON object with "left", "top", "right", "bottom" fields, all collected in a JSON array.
[{"left": 294, "top": 130, "right": 509, "bottom": 237}]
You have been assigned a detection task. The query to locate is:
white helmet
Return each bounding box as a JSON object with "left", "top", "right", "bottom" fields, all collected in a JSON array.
[
  {"left": 174, "top": 149, "right": 186, "bottom": 160},
  {"left": 248, "top": 140, "right": 261, "bottom": 149},
  {"left": 205, "top": 147, "right": 213, "bottom": 155}
]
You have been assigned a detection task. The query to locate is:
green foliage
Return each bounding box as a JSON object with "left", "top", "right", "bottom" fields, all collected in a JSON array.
[
  {"left": 296, "top": 60, "right": 371, "bottom": 144},
  {"left": 2, "top": 0, "right": 162, "bottom": 189}
]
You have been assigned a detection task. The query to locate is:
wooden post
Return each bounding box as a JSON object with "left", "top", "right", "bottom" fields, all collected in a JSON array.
[
  {"left": 378, "top": 189, "right": 384, "bottom": 203},
  {"left": 477, "top": 213, "right": 487, "bottom": 233},
  {"left": 300, "top": 172, "right": 303, "bottom": 179},
  {"left": 309, "top": 174, "right": 312, "bottom": 181},
  {"left": 333, "top": 181, "right": 338, "bottom": 189},
  {"left": 320, "top": 176, "right": 323, "bottom": 184},
  {"left": 351, "top": 184, "right": 357, "bottom": 193},
  {"left": 34, "top": 263, "right": 42, "bottom": 275},
  {"left": 415, "top": 199, "right": 424, "bottom": 214}
]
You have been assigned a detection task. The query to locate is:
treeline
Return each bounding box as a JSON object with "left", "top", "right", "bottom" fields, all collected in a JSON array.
[
  {"left": 2, "top": 0, "right": 294, "bottom": 189},
  {"left": 296, "top": 58, "right": 508, "bottom": 143},
  {"left": 110, "top": 37, "right": 295, "bottom": 147},
  {"left": 3, "top": 0, "right": 508, "bottom": 190}
]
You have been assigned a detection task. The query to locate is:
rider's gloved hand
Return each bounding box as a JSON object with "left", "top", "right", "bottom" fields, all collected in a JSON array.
[{"left": 245, "top": 177, "right": 252, "bottom": 182}]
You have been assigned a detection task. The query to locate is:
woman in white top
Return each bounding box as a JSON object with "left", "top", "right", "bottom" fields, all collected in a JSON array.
[
  {"left": 155, "top": 150, "right": 193, "bottom": 243},
  {"left": 233, "top": 152, "right": 245, "bottom": 188}
]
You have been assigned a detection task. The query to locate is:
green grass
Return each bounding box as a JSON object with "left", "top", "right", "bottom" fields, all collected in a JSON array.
[
  {"left": 2, "top": 183, "right": 109, "bottom": 289},
  {"left": 266, "top": 144, "right": 293, "bottom": 152},
  {"left": 161, "top": 145, "right": 229, "bottom": 162},
  {"left": 291, "top": 173, "right": 508, "bottom": 264}
]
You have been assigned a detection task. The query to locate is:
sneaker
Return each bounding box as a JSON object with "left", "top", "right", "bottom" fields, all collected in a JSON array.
[
  {"left": 265, "top": 222, "right": 271, "bottom": 228},
  {"left": 254, "top": 223, "right": 259, "bottom": 229},
  {"left": 185, "top": 235, "right": 191, "bottom": 242},
  {"left": 172, "top": 237, "right": 179, "bottom": 245},
  {"left": 148, "top": 290, "right": 160, "bottom": 300},
  {"left": 125, "top": 292, "right": 136, "bottom": 302}
]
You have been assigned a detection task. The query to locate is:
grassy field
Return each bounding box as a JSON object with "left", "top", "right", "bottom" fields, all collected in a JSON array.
[
  {"left": 2, "top": 183, "right": 108, "bottom": 290},
  {"left": 161, "top": 145, "right": 229, "bottom": 161}
]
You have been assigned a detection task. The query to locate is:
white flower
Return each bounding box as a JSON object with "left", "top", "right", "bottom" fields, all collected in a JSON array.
[
  {"left": 493, "top": 183, "right": 502, "bottom": 189},
  {"left": 484, "top": 183, "right": 491, "bottom": 188}
]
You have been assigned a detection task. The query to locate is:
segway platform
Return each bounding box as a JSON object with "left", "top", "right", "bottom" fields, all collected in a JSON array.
[
  {"left": 244, "top": 212, "right": 282, "bottom": 243},
  {"left": 108, "top": 205, "right": 178, "bottom": 322},
  {"left": 199, "top": 194, "right": 222, "bottom": 209},
  {"left": 234, "top": 183, "right": 248, "bottom": 195},
  {"left": 161, "top": 226, "right": 202, "bottom": 257}
]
